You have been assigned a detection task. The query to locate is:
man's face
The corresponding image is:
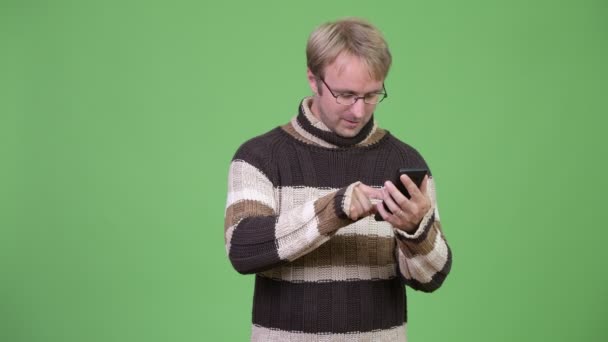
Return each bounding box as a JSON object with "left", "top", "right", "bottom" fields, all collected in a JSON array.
[{"left": 307, "top": 53, "right": 385, "bottom": 138}]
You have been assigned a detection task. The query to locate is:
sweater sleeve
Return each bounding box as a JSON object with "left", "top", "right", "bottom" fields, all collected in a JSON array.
[
  {"left": 224, "top": 158, "right": 358, "bottom": 275},
  {"left": 393, "top": 176, "right": 452, "bottom": 292}
]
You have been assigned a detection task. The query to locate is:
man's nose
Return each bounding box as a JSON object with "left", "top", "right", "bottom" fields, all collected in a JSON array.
[{"left": 351, "top": 98, "right": 366, "bottom": 118}]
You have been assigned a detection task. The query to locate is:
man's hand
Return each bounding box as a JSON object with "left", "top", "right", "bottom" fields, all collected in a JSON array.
[
  {"left": 376, "top": 174, "right": 431, "bottom": 233},
  {"left": 349, "top": 183, "right": 383, "bottom": 221}
]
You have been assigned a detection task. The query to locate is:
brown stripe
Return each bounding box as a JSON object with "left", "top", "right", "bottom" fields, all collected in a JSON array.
[
  {"left": 224, "top": 200, "right": 275, "bottom": 232},
  {"left": 288, "top": 234, "right": 396, "bottom": 268},
  {"left": 313, "top": 191, "right": 351, "bottom": 235},
  {"left": 359, "top": 127, "right": 387, "bottom": 147},
  {"left": 396, "top": 221, "right": 442, "bottom": 258}
]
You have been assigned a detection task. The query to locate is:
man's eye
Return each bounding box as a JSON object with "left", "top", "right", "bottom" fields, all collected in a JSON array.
[{"left": 339, "top": 94, "right": 356, "bottom": 99}]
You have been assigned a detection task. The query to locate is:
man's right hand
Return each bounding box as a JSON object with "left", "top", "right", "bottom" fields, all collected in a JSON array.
[{"left": 349, "top": 183, "right": 383, "bottom": 220}]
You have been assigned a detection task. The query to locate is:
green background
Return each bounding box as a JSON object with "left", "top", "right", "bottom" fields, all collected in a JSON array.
[{"left": 2, "top": 0, "right": 607, "bottom": 341}]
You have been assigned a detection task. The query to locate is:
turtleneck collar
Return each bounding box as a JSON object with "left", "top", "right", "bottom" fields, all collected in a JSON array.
[{"left": 292, "top": 97, "right": 377, "bottom": 148}]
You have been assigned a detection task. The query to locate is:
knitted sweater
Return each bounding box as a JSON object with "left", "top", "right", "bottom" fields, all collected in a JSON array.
[{"left": 224, "top": 97, "right": 452, "bottom": 341}]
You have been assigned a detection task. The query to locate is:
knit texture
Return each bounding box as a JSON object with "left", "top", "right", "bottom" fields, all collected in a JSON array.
[{"left": 224, "top": 97, "right": 452, "bottom": 341}]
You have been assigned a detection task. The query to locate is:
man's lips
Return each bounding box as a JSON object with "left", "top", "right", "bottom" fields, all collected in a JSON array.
[{"left": 343, "top": 118, "right": 360, "bottom": 127}]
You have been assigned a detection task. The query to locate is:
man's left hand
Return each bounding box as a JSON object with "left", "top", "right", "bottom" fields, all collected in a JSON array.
[{"left": 375, "top": 174, "right": 431, "bottom": 234}]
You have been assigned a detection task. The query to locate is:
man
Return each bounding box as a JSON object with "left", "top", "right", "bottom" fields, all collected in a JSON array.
[{"left": 224, "top": 17, "right": 452, "bottom": 341}]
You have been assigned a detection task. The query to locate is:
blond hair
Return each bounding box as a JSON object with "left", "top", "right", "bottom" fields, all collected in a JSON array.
[{"left": 306, "top": 17, "right": 392, "bottom": 81}]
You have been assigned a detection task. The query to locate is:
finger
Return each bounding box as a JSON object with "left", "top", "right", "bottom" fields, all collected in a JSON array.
[
  {"left": 375, "top": 201, "right": 391, "bottom": 221},
  {"left": 419, "top": 175, "right": 429, "bottom": 196},
  {"left": 399, "top": 174, "right": 424, "bottom": 200},
  {"left": 414, "top": 175, "right": 431, "bottom": 213},
  {"left": 358, "top": 183, "right": 383, "bottom": 200},
  {"left": 382, "top": 183, "right": 403, "bottom": 216},
  {"left": 383, "top": 203, "right": 402, "bottom": 228},
  {"left": 352, "top": 188, "right": 375, "bottom": 219},
  {"left": 384, "top": 180, "right": 409, "bottom": 209},
  {"left": 385, "top": 181, "right": 422, "bottom": 223},
  {"left": 355, "top": 189, "right": 374, "bottom": 216},
  {"left": 401, "top": 175, "right": 430, "bottom": 212},
  {"left": 349, "top": 191, "right": 365, "bottom": 219}
]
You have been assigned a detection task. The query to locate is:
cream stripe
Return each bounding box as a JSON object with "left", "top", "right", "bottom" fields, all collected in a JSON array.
[
  {"left": 226, "top": 160, "right": 276, "bottom": 209},
  {"left": 428, "top": 177, "right": 440, "bottom": 221},
  {"left": 341, "top": 182, "right": 360, "bottom": 219},
  {"left": 259, "top": 263, "right": 397, "bottom": 282},
  {"left": 301, "top": 97, "right": 332, "bottom": 132},
  {"left": 275, "top": 201, "right": 327, "bottom": 261},
  {"left": 335, "top": 217, "right": 393, "bottom": 237},
  {"left": 291, "top": 117, "right": 337, "bottom": 148},
  {"left": 251, "top": 324, "right": 407, "bottom": 342},
  {"left": 226, "top": 190, "right": 276, "bottom": 212},
  {"left": 397, "top": 228, "right": 449, "bottom": 283}
]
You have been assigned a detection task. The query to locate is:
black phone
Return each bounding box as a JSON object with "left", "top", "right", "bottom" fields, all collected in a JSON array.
[{"left": 374, "top": 168, "right": 429, "bottom": 221}]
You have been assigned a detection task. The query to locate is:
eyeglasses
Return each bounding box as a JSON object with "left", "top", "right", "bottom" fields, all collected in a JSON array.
[{"left": 318, "top": 77, "right": 388, "bottom": 105}]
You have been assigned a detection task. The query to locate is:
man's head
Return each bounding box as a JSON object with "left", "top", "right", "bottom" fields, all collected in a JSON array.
[{"left": 306, "top": 17, "right": 392, "bottom": 138}]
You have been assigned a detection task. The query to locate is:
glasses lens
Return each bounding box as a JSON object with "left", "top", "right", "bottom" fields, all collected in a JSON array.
[
  {"left": 334, "top": 92, "right": 386, "bottom": 105},
  {"left": 336, "top": 94, "right": 356, "bottom": 105},
  {"left": 364, "top": 93, "right": 385, "bottom": 104}
]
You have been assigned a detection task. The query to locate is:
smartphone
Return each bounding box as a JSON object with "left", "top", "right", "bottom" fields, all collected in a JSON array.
[{"left": 374, "top": 168, "right": 428, "bottom": 221}]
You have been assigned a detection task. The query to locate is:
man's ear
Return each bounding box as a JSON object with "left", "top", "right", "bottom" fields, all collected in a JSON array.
[{"left": 307, "top": 68, "right": 319, "bottom": 95}]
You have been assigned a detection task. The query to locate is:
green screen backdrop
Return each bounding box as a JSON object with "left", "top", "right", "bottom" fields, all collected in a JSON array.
[{"left": 2, "top": 0, "right": 607, "bottom": 341}]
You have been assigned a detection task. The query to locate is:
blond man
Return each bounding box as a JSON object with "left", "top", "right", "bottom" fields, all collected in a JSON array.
[{"left": 224, "top": 17, "right": 452, "bottom": 341}]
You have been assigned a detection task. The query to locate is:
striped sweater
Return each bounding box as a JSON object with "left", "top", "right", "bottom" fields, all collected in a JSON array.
[{"left": 224, "top": 97, "right": 452, "bottom": 341}]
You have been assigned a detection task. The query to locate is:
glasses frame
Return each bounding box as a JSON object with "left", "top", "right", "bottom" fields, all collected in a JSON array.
[{"left": 318, "top": 77, "right": 388, "bottom": 105}]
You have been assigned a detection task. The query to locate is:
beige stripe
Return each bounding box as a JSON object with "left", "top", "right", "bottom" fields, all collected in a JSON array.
[
  {"left": 259, "top": 262, "right": 397, "bottom": 282},
  {"left": 224, "top": 200, "right": 275, "bottom": 232},
  {"left": 225, "top": 224, "right": 236, "bottom": 253},
  {"left": 358, "top": 124, "right": 387, "bottom": 147},
  {"left": 251, "top": 323, "right": 407, "bottom": 342},
  {"left": 397, "top": 225, "right": 449, "bottom": 283},
  {"left": 259, "top": 235, "right": 397, "bottom": 282},
  {"left": 274, "top": 201, "right": 328, "bottom": 262},
  {"left": 301, "top": 96, "right": 332, "bottom": 132},
  {"left": 313, "top": 191, "right": 352, "bottom": 235}
]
